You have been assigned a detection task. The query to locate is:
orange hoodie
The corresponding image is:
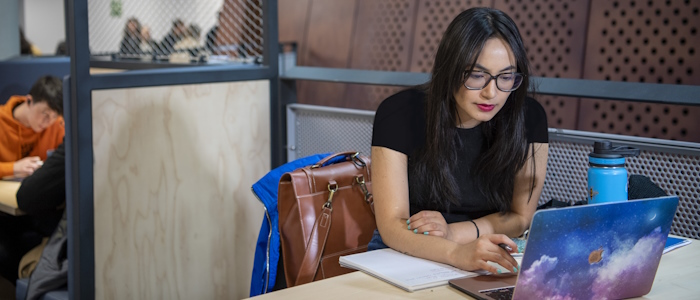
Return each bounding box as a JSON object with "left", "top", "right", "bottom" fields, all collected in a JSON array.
[{"left": 0, "top": 96, "right": 65, "bottom": 177}]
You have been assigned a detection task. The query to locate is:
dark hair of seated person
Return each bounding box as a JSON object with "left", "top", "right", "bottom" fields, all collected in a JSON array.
[
  {"left": 28, "top": 75, "right": 63, "bottom": 116},
  {"left": 55, "top": 41, "right": 68, "bottom": 56},
  {"left": 20, "top": 29, "right": 32, "bottom": 55}
]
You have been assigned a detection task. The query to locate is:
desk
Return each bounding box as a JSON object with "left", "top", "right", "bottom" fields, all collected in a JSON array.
[
  {"left": 0, "top": 180, "right": 23, "bottom": 215},
  {"left": 247, "top": 240, "right": 699, "bottom": 300}
]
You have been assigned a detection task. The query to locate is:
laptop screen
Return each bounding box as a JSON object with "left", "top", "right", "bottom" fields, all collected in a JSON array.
[{"left": 512, "top": 196, "right": 678, "bottom": 300}]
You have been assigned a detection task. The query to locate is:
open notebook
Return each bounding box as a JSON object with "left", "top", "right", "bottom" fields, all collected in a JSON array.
[
  {"left": 339, "top": 248, "right": 522, "bottom": 292},
  {"left": 339, "top": 248, "right": 477, "bottom": 292}
]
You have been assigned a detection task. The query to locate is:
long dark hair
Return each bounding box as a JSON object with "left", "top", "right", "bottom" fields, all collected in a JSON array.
[{"left": 411, "top": 7, "right": 534, "bottom": 213}]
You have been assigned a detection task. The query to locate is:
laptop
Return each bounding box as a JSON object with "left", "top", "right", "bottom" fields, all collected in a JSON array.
[{"left": 449, "top": 196, "right": 679, "bottom": 300}]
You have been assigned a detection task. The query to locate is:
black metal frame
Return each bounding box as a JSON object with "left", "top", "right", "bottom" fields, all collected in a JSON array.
[
  {"left": 65, "top": 0, "right": 279, "bottom": 298},
  {"left": 279, "top": 64, "right": 700, "bottom": 106}
]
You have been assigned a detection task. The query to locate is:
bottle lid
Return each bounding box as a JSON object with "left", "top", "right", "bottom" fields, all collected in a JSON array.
[{"left": 589, "top": 140, "right": 640, "bottom": 159}]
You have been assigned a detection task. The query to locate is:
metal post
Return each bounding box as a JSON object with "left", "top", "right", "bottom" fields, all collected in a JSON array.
[
  {"left": 263, "top": 0, "right": 284, "bottom": 168},
  {"left": 66, "top": 0, "right": 95, "bottom": 298}
]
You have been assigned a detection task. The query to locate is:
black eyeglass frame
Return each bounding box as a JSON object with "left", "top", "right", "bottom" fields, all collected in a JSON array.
[{"left": 462, "top": 71, "right": 526, "bottom": 92}]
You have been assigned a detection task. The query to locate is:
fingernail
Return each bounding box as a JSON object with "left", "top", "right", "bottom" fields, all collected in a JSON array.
[
  {"left": 513, "top": 267, "right": 518, "bottom": 273},
  {"left": 407, "top": 225, "right": 411, "bottom": 230},
  {"left": 406, "top": 219, "right": 410, "bottom": 225},
  {"left": 423, "top": 231, "right": 428, "bottom": 235},
  {"left": 497, "top": 269, "right": 502, "bottom": 274},
  {"left": 413, "top": 229, "right": 418, "bottom": 233}
]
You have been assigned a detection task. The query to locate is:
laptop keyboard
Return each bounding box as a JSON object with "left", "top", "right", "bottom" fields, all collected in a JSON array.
[{"left": 482, "top": 286, "right": 514, "bottom": 300}]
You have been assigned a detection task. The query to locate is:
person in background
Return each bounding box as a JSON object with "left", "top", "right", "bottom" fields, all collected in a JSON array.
[
  {"left": 173, "top": 24, "right": 202, "bottom": 53},
  {"left": 170, "top": 24, "right": 206, "bottom": 63},
  {"left": 119, "top": 17, "right": 143, "bottom": 54},
  {"left": 20, "top": 29, "right": 41, "bottom": 56},
  {"left": 0, "top": 140, "right": 65, "bottom": 288},
  {"left": 160, "top": 19, "right": 187, "bottom": 55},
  {"left": 0, "top": 75, "right": 64, "bottom": 179},
  {"left": 139, "top": 25, "right": 158, "bottom": 55},
  {"left": 54, "top": 41, "right": 68, "bottom": 56},
  {"left": 370, "top": 7, "right": 549, "bottom": 274},
  {"left": 205, "top": 11, "right": 221, "bottom": 53}
]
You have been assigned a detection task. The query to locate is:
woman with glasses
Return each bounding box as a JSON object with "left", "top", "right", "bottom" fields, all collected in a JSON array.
[{"left": 370, "top": 7, "right": 549, "bottom": 274}]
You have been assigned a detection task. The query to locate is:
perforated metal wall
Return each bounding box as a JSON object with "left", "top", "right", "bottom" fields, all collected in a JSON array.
[
  {"left": 290, "top": 105, "right": 700, "bottom": 239},
  {"left": 580, "top": 0, "right": 700, "bottom": 142},
  {"left": 628, "top": 151, "right": 700, "bottom": 239},
  {"left": 539, "top": 141, "right": 589, "bottom": 205},
  {"left": 496, "top": 0, "right": 590, "bottom": 130},
  {"left": 287, "top": 105, "right": 374, "bottom": 161},
  {"left": 345, "top": 0, "right": 417, "bottom": 109},
  {"left": 361, "top": 1, "right": 413, "bottom": 72},
  {"left": 409, "top": 0, "right": 486, "bottom": 73},
  {"left": 541, "top": 139, "right": 700, "bottom": 239},
  {"left": 281, "top": 0, "right": 699, "bottom": 143}
]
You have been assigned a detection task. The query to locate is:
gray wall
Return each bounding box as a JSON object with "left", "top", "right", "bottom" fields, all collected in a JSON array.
[
  {"left": 23, "top": 0, "right": 66, "bottom": 55},
  {"left": 0, "top": 0, "right": 19, "bottom": 60}
]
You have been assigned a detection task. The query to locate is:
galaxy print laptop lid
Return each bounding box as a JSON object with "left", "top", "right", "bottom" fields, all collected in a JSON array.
[{"left": 450, "top": 196, "right": 679, "bottom": 300}]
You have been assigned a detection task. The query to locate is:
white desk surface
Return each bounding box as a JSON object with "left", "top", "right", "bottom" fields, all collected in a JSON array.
[
  {"left": 0, "top": 180, "right": 23, "bottom": 216},
  {"left": 247, "top": 238, "right": 699, "bottom": 300}
]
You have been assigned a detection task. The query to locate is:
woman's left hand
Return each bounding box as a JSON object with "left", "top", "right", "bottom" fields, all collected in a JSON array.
[{"left": 407, "top": 210, "right": 454, "bottom": 241}]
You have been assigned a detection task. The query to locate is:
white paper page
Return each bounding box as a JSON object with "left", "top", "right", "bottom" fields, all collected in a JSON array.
[{"left": 340, "top": 248, "right": 478, "bottom": 291}]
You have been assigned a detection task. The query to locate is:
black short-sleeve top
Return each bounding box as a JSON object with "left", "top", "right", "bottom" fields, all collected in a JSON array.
[{"left": 371, "top": 88, "right": 548, "bottom": 223}]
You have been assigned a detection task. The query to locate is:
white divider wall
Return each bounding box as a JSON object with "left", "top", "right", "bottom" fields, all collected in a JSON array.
[{"left": 92, "top": 80, "right": 269, "bottom": 299}]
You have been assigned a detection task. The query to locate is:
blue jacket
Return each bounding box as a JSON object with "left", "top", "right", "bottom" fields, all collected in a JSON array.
[{"left": 249, "top": 153, "right": 331, "bottom": 296}]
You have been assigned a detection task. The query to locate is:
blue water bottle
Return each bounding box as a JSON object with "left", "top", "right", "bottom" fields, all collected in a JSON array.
[{"left": 588, "top": 140, "right": 640, "bottom": 204}]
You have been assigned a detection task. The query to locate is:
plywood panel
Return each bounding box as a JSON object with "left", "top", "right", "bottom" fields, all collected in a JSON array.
[{"left": 92, "top": 80, "right": 270, "bottom": 299}]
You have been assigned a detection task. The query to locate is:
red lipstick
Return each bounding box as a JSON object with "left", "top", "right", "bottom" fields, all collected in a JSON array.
[{"left": 477, "top": 104, "right": 495, "bottom": 112}]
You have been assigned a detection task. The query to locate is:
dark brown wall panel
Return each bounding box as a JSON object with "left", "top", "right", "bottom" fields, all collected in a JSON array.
[
  {"left": 219, "top": 0, "right": 263, "bottom": 57},
  {"left": 349, "top": 0, "right": 417, "bottom": 72},
  {"left": 296, "top": 0, "right": 358, "bottom": 108},
  {"left": 344, "top": 0, "right": 419, "bottom": 111},
  {"left": 409, "top": 0, "right": 489, "bottom": 73},
  {"left": 495, "top": 0, "right": 590, "bottom": 130},
  {"left": 278, "top": 0, "right": 311, "bottom": 45},
  {"left": 279, "top": 1, "right": 699, "bottom": 141},
  {"left": 579, "top": 0, "right": 700, "bottom": 142}
]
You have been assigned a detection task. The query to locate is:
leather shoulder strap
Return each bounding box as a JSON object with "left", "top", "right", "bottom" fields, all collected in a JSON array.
[{"left": 294, "top": 205, "right": 333, "bottom": 285}]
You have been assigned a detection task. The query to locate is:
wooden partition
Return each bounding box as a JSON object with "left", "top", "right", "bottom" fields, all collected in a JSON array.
[{"left": 91, "top": 80, "right": 270, "bottom": 299}]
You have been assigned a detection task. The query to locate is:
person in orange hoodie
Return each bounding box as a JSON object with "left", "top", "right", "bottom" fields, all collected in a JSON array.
[{"left": 0, "top": 75, "right": 64, "bottom": 179}]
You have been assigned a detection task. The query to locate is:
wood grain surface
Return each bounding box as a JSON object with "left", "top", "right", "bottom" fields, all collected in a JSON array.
[{"left": 92, "top": 80, "right": 270, "bottom": 299}]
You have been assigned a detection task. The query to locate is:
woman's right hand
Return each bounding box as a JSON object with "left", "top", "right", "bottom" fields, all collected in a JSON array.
[{"left": 450, "top": 234, "right": 519, "bottom": 274}]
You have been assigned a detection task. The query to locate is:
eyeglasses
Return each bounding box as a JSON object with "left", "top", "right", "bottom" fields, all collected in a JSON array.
[{"left": 463, "top": 71, "right": 525, "bottom": 92}]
